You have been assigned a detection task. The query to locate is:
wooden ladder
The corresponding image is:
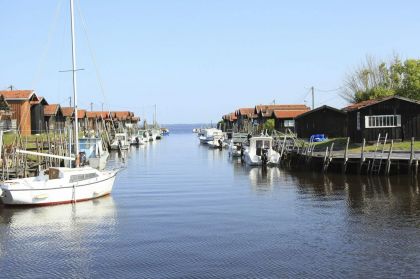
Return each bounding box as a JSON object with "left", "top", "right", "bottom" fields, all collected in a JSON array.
[{"left": 369, "top": 133, "right": 388, "bottom": 175}]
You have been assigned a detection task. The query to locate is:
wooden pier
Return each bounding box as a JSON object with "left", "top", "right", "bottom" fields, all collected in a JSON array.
[{"left": 275, "top": 135, "right": 420, "bottom": 176}]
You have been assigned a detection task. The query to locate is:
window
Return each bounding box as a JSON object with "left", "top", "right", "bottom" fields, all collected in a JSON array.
[
  {"left": 284, "top": 119, "right": 295, "bottom": 127},
  {"left": 364, "top": 115, "right": 401, "bottom": 128},
  {"left": 70, "top": 172, "right": 99, "bottom": 183}
]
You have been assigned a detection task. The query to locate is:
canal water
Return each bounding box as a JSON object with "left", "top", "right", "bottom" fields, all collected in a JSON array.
[{"left": 0, "top": 125, "right": 419, "bottom": 278}]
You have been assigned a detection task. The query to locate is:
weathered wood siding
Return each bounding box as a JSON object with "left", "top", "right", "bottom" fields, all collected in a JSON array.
[
  {"left": 295, "top": 108, "right": 347, "bottom": 139},
  {"left": 8, "top": 100, "right": 31, "bottom": 135},
  {"left": 274, "top": 118, "right": 295, "bottom": 133},
  {"left": 30, "top": 104, "right": 45, "bottom": 134},
  {"left": 347, "top": 98, "right": 420, "bottom": 142}
]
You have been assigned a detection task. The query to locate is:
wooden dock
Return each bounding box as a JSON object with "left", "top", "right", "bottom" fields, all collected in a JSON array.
[{"left": 273, "top": 134, "right": 419, "bottom": 176}]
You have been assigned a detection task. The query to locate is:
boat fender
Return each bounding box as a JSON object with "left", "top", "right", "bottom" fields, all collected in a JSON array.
[{"left": 0, "top": 188, "right": 3, "bottom": 198}]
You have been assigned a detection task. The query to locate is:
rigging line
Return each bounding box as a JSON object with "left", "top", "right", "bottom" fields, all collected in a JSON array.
[
  {"left": 30, "top": 0, "right": 64, "bottom": 88},
  {"left": 15, "top": 0, "right": 64, "bottom": 141},
  {"left": 75, "top": 0, "right": 116, "bottom": 128}
]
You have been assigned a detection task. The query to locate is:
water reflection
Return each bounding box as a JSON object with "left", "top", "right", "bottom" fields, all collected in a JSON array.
[
  {"left": 0, "top": 195, "right": 117, "bottom": 230},
  {"left": 247, "top": 166, "right": 281, "bottom": 190},
  {"left": 287, "top": 171, "right": 420, "bottom": 217},
  {"left": 0, "top": 196, "right": 117, "bottom": 276}
]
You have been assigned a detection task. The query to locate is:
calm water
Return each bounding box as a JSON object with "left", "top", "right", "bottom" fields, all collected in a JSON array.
[{"left": 0, "top": 125, "right": 419, "bottom": 278}]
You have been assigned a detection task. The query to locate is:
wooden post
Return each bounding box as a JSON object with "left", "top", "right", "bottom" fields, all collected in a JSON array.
[
  {"left": 279, "top": 134, "right": 287, "bottom": 161},
  {"left": 323, "top": 146, "right": 329, "bottom": 172},
  {"left": 409, "top": 137, "right": 414, "bottom": 173},
  {"left": 359, "top": 138, "right": 366, "bottom": 174},
  {"left": 343, "top": 137, "right": 350, "bottom": 174},
  {"left": 385, "top": 140, "right": 394, "bottom": 175}
]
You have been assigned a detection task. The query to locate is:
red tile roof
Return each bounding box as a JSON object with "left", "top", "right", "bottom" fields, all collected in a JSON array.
[
  {"left": 61, "top": 107, "right": 74, "bottom": 117},
  {"left": 343, "top": 99, "right": 383, "bottom": 111},
  {"left": 0, "top": 90, "right": 37, "bottom": 101},
  {"left": 112, "top": 111, "right": 132, "bottom": 120},
  {"left": 223, "top": 112, "right": 237, "bottom": 122},
  {"left": 255, "top": 104, "right": 309, "bottom": 114},
  {"left": 272, "top": 109, "right": 309, "bottom": 119},
  {"left": 86, "top": 111, "right": 110, "bottom": 119},
  {"left": 77, "top": 109, "right": 86, "bottom": 119},
  {"left": 44, "top": 104, "right": 60, "bottom": 116},
  {"left": 236, "top": 108, "right": 254, "bottom": 117}
]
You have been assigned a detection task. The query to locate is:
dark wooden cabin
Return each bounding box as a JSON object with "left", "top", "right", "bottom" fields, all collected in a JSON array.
[
  {"left": 271, "top": 108, "right": 309, "bottom": 133},
  {"left": 30, "top": 96, "right": 48, "bottom": 134},
  {"left": 344, "top": 96, "right": 420, "bottom": 142},
  {"left": 44, "top": 104, "right": 65, "bottom": 132},
  {"left": 295, "top": 105, "right": 347, "bottom": 139}
]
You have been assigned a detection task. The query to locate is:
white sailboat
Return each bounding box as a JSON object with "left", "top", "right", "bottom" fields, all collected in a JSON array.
[{"left": 0, "top": 0, "right": 119, "bottom": 206}]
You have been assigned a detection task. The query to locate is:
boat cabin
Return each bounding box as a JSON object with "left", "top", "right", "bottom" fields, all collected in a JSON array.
[{"left": 249, "top": 137, "right": 273, "bottom": 156}]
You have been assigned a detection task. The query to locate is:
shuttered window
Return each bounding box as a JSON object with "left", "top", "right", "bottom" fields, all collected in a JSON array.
[{"left": 364, "top": 115, "right": 401, "bottom": 128}]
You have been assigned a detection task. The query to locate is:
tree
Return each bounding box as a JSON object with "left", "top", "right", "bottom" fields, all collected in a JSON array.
[
  {"left": 340, "top": 55, "right": 420, "bottom": 103},
  {"left": 262, "top": 119, "right": 275, "bottom": 132}
]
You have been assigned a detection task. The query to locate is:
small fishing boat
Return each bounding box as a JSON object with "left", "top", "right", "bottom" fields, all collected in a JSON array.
[
  {"left": 152, "top": 128, "right": 162, "bottom": 140},
  {"left": 161, "top": 128, "right": 170, "bottom": 136},
  {"left": 199, "top": 128, "right": 223, "bottom": 144},
  {"left": 130, "top": 130, "right": 148, "bottom": 145},
  {"left": 243, "top": 136, "right": 280, "bottom": 166},
  {"left": 228, "top": 133, "right": 249, "bottom": 157},
  {"left": 110, "top": 133, "right": 130, "bottom": 150},
  {"left": 207, "top": 133, "right": 227, "bottom": 149},
  {"left": 79, "top": 137, "right": 109, "bottom": 170}
]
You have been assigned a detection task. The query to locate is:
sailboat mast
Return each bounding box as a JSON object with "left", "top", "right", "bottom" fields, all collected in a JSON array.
[
  {"left": 154, "top": 104, "right": 157, "bottom": 128},
  {"left": 70, "top": 0, "right": 79, "bottom": 157}
]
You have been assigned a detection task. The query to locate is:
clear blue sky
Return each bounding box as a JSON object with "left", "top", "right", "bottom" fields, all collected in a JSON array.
[{"left": 1, "top": 0, "right": 420, "bottom": 124}]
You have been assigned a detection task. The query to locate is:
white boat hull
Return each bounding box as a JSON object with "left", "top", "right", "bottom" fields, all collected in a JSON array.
[
  {"left": 243, "top": 152, "right": 280, "bottom": 166},
  {"left": 0, "top": 170, "right": 118, "bottom": 206}
]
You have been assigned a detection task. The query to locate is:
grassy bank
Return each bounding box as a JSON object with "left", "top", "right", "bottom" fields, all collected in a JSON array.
[{"left": 310, "top": 137, "right": 420, "bottom": 152}]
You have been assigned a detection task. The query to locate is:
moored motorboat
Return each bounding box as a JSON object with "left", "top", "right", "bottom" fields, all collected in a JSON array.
[
  {"left": 228, "top": 132, "right": 249, "bottom": 157},
  {"left": 110, "top": 133, "right": 130, "bottom": 150},
  {"left": 243, "top": 136, "right": 280, "bottom": 166},
  {"left": 130, "top": 130, "right": 148, "bottom": 145}
]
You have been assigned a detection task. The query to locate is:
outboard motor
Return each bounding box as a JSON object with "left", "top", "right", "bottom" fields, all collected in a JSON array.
[
  {"left": 261, "top": 148, "right": 269, "bottom": 165},
  {"left": 118, "top": 139, "right": 122, "bottom": 149},
  {"left": 79, "top": 152, "right": 87, "bottom": 167},
  {"left": 218, "top": 139, "right": 223, "bottom": 149},
  {"left": 135, "top": 137, "right": 140, "bottom": 145}
]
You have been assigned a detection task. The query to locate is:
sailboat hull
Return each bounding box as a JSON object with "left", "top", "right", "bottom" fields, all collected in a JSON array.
[{"left": 0, "top": 171, "right": 117, "bottom": 206}]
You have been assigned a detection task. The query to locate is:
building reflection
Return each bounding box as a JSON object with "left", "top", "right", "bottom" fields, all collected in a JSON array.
[
  {"left": 290, "top": 171, "right": 420, "bottom": 215},
  {"left": 230, "top": 158, "right": 420, "bottom": 215}
]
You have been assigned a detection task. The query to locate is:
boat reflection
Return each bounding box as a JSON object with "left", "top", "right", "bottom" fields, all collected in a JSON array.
[
  {"left": 247, "top": 166, "right": 282, "bottom": 191},
  {"left": 0, "top": 195, "right": 117, "bottom": 232}
]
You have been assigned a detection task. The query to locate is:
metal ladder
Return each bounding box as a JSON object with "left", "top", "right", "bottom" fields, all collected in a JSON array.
[{"left": 369, "top": 133, "right": 388, "bottom": 175}]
